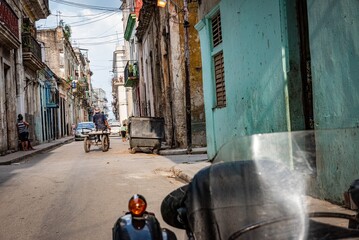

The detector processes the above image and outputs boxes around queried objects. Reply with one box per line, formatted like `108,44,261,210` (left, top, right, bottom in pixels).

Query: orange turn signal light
128,194,147,217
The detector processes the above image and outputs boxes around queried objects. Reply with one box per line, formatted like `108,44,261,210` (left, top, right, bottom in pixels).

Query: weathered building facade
74,47,92,122
93,88,109,116
112,45,132,124
0,0,50,154
196,0,359,203
123,0,206,148
37,26,81,137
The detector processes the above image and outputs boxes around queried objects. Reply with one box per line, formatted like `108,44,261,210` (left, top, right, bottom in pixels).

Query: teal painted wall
196,0,292,159
306,0,359,202
197,0,359,203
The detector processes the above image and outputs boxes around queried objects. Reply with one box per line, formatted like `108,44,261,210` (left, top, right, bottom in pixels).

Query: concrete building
112,45,132,125
122,0,206,148
74,47,92,122
0,0,50,154
196,0,359,203
37,26,82,137
93,88,109,117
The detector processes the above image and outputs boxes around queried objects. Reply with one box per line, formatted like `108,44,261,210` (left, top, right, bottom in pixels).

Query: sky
37,0,124,119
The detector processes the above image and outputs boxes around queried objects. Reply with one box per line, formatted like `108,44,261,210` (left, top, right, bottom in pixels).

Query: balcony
22,33,44,70
124,61,139,87
0,0,20,48
22,0,50,20
124,13,136,41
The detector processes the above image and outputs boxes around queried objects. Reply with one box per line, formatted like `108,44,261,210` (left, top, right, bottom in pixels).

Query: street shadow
160,154,208,165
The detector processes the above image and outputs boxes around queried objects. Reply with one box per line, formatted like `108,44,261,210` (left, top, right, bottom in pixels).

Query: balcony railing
0,0,19,39
22,33,43,70
124,61,139,87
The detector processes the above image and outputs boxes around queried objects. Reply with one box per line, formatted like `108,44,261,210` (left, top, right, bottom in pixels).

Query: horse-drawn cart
83,130,110,152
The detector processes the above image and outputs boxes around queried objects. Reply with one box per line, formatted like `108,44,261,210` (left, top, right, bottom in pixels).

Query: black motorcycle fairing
228,218,359,239
161,185,188,229
183,160,306,240
113,212,176,240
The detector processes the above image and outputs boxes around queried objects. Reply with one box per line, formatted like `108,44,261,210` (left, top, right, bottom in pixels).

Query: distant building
112,45,132,125
93,88,109,117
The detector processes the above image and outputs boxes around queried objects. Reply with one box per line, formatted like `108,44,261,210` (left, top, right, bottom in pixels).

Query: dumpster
128,117,165,154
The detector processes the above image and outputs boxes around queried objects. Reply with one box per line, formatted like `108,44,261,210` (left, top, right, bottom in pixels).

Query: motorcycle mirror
128,194,147,217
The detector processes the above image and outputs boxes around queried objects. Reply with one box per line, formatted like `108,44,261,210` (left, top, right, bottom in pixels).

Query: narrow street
0,137,186,240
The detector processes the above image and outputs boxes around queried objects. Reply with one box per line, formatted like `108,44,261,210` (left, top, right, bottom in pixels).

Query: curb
159,147,207,156
170,166,193,183
170,161,211,183
0,138,74,165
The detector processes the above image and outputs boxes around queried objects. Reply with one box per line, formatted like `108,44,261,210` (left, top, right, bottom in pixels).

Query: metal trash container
128,117,165,154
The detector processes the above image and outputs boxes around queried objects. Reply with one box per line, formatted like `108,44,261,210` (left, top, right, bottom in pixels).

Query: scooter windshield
184,129,359,240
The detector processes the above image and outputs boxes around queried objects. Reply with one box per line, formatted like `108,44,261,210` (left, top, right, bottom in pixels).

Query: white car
109,122,121,136
74,122,95,141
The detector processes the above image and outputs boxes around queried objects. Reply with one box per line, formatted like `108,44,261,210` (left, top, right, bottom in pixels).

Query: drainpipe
165,3,175,147
183,0,192,152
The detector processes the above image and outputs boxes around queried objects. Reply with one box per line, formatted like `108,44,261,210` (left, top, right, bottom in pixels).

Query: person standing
72,123,76,135
17,114,30,151
121,123,127,142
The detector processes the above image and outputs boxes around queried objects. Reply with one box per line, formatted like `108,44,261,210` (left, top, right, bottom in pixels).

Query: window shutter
214,51,226,107
211,11,226,108
212,12,222,47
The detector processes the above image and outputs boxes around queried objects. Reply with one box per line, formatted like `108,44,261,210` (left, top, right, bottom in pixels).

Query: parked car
74,122,95,141
109,122,121,136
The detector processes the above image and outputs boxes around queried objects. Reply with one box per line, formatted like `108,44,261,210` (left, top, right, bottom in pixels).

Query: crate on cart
128,117,164,154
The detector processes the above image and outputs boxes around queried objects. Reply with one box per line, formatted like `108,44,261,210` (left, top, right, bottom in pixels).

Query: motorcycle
113,130,359,239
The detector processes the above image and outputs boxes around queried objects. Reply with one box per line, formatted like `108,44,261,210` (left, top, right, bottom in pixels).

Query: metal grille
212,12,222,47
214,51,226,107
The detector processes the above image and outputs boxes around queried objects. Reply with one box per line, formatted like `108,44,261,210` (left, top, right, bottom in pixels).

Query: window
211,11,226,108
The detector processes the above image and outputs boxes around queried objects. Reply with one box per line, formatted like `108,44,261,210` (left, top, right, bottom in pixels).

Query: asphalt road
0,137,186,240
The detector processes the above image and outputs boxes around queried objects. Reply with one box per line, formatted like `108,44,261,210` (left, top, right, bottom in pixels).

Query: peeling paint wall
197,0,290,159
0,0,22,154
197,0,359,203
306,0,359,202
137,2,206,148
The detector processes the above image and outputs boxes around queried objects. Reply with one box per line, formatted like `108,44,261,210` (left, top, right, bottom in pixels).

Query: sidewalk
0,136,74,165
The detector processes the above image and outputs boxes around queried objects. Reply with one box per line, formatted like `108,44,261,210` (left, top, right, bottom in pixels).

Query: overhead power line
50,11,110,18
50,0,121,12
75,39,123,46
58,12,118,28
66,12,116,26
72,33,123,40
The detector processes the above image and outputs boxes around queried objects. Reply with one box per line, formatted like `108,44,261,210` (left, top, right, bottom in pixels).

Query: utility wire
72,33,123,40
50,0,121,11
73,37,123,45
64,11,115,26
49,11,110,18
76,40,122,46
69,12,118,27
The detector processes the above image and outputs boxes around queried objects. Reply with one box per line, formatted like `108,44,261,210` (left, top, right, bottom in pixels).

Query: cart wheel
84,137,91,153
130,148,136,154
102,135,109,152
